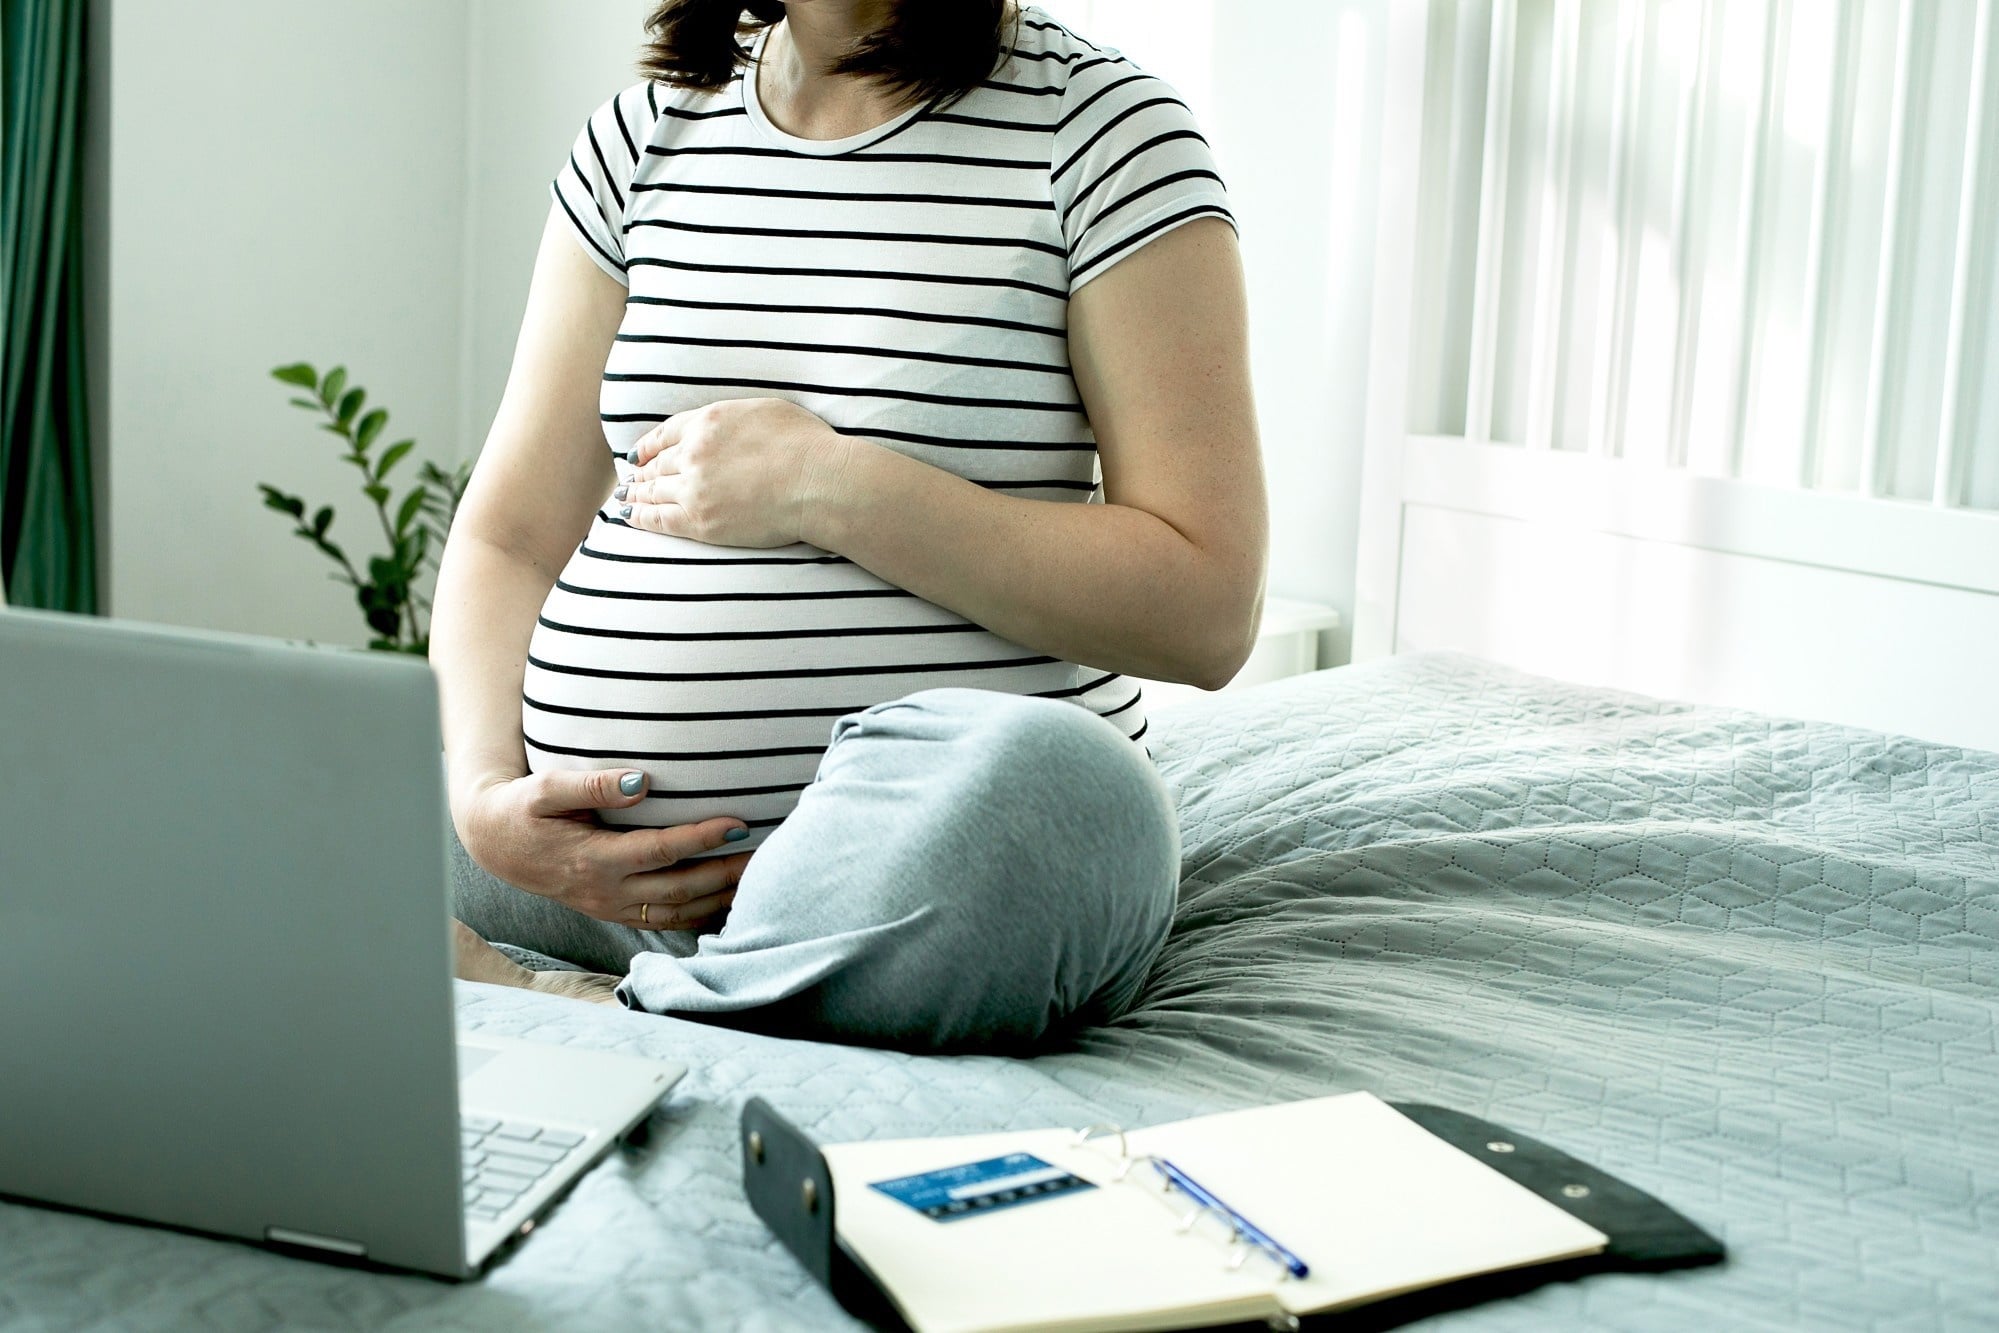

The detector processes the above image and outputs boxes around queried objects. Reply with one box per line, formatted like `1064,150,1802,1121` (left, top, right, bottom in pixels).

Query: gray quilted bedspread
6,653,1996,1331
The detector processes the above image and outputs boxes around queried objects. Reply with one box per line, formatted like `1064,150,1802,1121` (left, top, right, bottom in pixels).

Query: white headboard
1356,0,1999,752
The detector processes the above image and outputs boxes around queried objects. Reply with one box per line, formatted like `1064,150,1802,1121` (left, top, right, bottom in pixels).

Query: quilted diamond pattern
4,653,1994,1330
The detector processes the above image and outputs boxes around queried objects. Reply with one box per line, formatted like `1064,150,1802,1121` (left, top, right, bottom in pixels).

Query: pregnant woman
435,0,1266,1048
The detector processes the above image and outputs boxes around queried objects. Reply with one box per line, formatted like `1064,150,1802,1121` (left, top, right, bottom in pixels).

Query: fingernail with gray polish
724,828,750,842
619,504,634,520
614,484,628,501
619,772,646,796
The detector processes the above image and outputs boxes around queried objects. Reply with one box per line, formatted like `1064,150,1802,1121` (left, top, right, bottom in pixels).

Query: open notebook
817,1093,1610,1333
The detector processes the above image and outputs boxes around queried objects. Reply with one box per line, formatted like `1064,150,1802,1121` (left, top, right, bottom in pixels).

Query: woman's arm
430,207,752,930
815,217,1265,687
624,217,1268,689
431,207,624,811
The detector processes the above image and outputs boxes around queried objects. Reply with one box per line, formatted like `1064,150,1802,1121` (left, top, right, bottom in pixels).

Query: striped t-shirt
527,7,1234,851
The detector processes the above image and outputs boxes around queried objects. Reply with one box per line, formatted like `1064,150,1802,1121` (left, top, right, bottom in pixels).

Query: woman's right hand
456,768,752,933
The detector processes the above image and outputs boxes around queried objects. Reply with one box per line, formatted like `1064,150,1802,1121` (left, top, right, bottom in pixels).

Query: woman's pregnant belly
521,509,1079,852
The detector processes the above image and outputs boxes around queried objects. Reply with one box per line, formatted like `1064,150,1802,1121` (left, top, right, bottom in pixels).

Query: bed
12,0,1999,1324
4,652,1995,1329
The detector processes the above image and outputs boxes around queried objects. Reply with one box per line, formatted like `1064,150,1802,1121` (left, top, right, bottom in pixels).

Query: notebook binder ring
1070,1122,1127,1162
1071,1121,1308,1282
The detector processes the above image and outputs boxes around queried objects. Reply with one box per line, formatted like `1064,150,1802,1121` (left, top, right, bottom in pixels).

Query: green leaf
354,409,389,452
357,580,404,643
374,439,415,480
416,460,470,513
364,483,391,506
288,397,320,411
367,556,405,589
271,363,318,389
257,485,307,519
394,489,426,536
320,366,347,407
311,506,333,538
336,387,365,427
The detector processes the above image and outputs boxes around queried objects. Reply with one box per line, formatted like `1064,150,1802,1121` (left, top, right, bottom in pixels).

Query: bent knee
820,685,1179,937
919,694,1178,960
903,687,1152,780
832,687,1162,807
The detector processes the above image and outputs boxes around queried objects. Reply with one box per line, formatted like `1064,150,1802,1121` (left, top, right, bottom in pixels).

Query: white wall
96,0,648,646
1217,3,1385,668
458,1,654,454
103,0,471,645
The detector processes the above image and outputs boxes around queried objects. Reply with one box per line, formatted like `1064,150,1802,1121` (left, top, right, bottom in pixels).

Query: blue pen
1146,1156,1311,1279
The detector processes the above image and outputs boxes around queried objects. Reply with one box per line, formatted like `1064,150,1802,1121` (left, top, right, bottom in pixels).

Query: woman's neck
757,2,905,141
776,0,892,76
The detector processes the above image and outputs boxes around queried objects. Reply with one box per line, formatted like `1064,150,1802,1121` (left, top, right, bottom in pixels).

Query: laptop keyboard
460,1114,588,1224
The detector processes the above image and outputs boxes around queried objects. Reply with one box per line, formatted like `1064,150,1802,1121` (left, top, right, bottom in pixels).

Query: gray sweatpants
450,688,1178,1050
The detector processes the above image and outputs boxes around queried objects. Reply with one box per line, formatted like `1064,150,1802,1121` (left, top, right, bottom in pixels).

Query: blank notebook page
827,1127,1276,1333
1125,1093,1608,1315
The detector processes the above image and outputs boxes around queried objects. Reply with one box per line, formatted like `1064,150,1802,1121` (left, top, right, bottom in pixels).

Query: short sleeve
1049,65,1234,294
550,83,655,285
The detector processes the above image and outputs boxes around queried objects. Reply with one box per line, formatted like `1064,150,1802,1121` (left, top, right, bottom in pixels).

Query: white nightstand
1135,596,1343,712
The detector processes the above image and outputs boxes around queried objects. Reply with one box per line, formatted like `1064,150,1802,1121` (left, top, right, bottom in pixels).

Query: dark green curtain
1,0,94,612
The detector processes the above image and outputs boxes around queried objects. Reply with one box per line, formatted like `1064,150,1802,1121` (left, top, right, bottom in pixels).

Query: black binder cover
739,1097,1724,1332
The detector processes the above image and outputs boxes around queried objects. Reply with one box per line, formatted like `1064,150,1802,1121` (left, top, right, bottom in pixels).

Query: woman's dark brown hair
639,1,1014,109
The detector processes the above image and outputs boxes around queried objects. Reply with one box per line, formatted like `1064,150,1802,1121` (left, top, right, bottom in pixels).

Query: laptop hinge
265,1225,367,1257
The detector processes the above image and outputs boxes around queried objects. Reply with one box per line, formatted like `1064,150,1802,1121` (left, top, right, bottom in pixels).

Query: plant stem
321,399,417,649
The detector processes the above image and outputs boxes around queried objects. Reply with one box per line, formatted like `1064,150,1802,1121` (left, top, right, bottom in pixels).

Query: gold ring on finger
640,902,649,926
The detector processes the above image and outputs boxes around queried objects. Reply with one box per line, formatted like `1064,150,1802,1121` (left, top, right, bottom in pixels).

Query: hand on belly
614,397,841,549
459,765,754,932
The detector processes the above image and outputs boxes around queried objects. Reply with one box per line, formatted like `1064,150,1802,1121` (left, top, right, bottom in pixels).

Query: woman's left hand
617,398,845,548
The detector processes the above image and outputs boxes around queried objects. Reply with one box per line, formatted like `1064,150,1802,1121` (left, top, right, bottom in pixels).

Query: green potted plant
259,363,471,654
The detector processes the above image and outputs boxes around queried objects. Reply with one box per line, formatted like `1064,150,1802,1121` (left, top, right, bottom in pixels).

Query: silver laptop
0,607,684,1277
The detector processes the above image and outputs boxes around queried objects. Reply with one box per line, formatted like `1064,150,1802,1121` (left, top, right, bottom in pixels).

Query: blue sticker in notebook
870,1153,1095,1222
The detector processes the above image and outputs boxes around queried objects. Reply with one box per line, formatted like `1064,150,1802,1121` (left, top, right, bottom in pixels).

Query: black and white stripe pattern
531,7,1225,847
